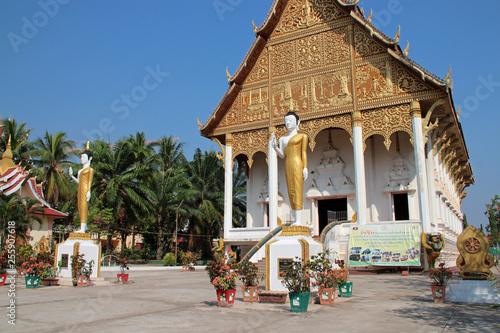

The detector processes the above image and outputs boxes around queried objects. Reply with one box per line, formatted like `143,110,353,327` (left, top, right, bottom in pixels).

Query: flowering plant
333,268,348,285
281,258,309,293
310,270,337,289
237,259,260,287
21,257,45,276
211,264,237,290
429,262,452,286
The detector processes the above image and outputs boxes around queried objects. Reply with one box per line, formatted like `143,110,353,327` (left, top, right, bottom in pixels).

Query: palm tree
0,118,33,168
0,193,44,246
152,135,186,172
30,131,76,207
184,149,225,258
91,138,154,251
232,166,247,228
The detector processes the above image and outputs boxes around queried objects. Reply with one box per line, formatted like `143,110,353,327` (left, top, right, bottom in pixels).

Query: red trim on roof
30,207,68,218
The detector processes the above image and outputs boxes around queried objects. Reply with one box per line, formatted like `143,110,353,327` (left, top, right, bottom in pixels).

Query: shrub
162,252,176,266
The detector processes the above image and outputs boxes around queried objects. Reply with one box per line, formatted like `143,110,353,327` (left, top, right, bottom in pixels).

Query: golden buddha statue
69,144,94,233
271,111,308,226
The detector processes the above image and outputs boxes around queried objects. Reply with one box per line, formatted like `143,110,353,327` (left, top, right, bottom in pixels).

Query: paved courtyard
1,268,499,333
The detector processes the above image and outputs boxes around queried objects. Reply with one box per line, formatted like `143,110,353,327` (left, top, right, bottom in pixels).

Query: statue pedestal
447,279,500,304
55,233,101,279
265,226,323,291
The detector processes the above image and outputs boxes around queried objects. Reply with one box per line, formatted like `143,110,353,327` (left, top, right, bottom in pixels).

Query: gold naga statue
422,233,445,268
456,225,494,280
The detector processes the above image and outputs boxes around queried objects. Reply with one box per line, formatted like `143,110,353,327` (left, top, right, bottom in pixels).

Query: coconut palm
91,138,154,251
184,149,225,257
30,131,76,207
0,193,44,246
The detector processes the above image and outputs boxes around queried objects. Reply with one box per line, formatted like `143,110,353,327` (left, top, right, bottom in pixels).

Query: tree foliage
485,195,500,248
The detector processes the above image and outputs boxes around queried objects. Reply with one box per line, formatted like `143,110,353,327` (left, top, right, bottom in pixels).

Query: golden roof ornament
403,40,409,57
394,25,401,43
0,135,17,174
197,117,203,130
360,6,365,17
456,106,460,120
367,8,373,23
252,19,258,33
445,65,452,85
86,141,90,150
226,67,231,82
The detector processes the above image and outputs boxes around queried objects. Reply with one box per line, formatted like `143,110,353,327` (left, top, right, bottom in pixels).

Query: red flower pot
241,286,259,302
216,289,236,307
117,273,129,283
318,287,335,305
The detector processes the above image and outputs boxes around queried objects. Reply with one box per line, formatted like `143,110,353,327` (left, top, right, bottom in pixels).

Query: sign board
61,254,69,269
277,258,294,278
348,223,421,266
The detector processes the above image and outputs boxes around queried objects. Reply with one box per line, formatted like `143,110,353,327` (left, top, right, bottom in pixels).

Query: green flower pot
289,292,310,312
25,276,41,289
339,282,353,297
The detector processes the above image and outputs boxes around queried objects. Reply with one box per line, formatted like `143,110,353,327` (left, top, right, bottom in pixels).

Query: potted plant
71,253,93,287
429,262,452,303
206,253,238,307
0,250,8,286
116,252,129,283
237,259,260,302
22,257,43,289
281,258,310,312
308,251,336,305
40,263,58,286
334,268,352,297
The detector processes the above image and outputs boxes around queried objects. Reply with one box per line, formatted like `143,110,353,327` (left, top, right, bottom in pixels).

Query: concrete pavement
1,268,499,333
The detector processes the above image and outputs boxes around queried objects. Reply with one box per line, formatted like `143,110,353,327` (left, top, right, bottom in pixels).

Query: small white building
200,0,473,267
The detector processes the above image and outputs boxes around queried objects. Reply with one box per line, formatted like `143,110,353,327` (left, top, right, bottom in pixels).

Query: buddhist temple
200,0,473,267
0,136,67,245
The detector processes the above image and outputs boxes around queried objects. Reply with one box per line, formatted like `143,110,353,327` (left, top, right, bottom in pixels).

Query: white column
268,129,279,231
411,101,431,233
223,136,233,240
426,134,438,232
352,119,367,224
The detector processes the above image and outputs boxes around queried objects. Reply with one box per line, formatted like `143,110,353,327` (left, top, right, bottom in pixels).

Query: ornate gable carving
232,128,269,169
354,25,386,58
272,78,310,117
272,42,295,77
246,48,269,84
396,63,434,95
356,59,395,102
362,104,413,150
323,26,350,65
300,113,352,151
242,87,270,124
218,96,241,128
273,0,347,37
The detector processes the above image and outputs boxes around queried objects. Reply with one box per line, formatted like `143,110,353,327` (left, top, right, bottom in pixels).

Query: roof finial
197,117,202,130
226,67,231,82
394,25,401,43
252,19,258,33
457,106,460,120
86,141,90,150
367,8,373,23
403,40,409,57
445,65,452,86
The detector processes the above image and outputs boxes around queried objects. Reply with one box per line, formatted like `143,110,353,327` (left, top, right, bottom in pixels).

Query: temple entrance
393,193,409,220
318,198,348,234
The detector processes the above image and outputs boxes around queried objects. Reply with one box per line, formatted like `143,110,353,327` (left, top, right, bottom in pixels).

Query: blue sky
1,0,499,229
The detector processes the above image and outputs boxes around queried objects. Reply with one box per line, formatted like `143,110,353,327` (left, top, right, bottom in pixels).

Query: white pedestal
447,279,500,304
265,226,323,291
54,233,101,278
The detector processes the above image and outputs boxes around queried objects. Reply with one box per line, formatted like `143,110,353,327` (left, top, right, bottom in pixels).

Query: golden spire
86,141,90,150
403,40,409,57
252,19,257,33
0,135,17,174
226,67,231,82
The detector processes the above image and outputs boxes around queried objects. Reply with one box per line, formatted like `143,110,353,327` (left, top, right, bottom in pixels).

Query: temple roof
200,0,449,137
0,138,67,218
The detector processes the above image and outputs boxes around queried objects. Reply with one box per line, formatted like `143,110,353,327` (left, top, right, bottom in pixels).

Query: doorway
318,198,348,234
393,193,409,221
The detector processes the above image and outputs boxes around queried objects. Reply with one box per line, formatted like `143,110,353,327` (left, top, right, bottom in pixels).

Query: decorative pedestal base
54,233,101,279
265,225,323,292
446,280,500,304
